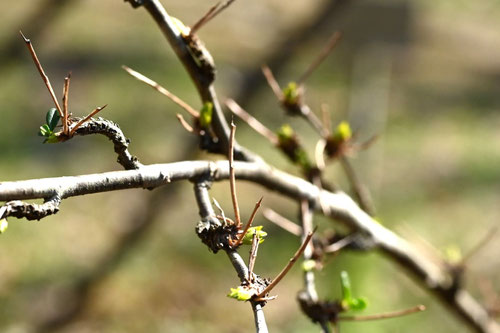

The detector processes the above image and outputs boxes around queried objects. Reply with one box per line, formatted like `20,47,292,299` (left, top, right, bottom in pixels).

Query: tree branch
193,181,269,332
125,0,256,161
1,160,496,332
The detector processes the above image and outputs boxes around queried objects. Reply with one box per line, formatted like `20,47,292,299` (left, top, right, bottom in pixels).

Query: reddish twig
247,233,260,282
190,0,236,35
62,72,71,135
297,31,342,86
339,305,426,321
233,197,263,248
229,122,241,227
69,105,107,137
122,65,199,118
261,65,283,100
20,31,64,119
225,99,279,145
262,208,302,236
176,114,194,133
255,230,314,299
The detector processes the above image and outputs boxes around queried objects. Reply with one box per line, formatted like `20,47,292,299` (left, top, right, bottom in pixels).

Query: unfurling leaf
39,124,51,137
46,108,60,131
340,270,352,301
0,219,8,234
340,270,368,311
346,296,368,311
227,286,253,301
199,102,213,128
241,226,267,245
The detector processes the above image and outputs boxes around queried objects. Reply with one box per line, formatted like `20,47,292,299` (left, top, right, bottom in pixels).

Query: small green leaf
340,271,368,311
0,219,8,234
333,121,352,143
348,297,368,311
282,81,299,105
199,102,213,128
241,226,267,245
340,270,352,301
227,286,253,301
39,124,51,137
46,108,60,131
44,133,60,144
301,259,316,272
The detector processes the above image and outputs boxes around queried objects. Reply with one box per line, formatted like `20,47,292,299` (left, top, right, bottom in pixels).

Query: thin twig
225,99,279,145
62,72,71,135
263,208,302,236
248,233,259,282
339,305,426,321
20,31,64,118
315,138,327,170
261,65,283,100
321,103,331,137
256,231,314,298
175,114,194,133
297,31,342,86
355,135,379,152
190,0,236,35
234,197,263,247
122,65,199,117
324,234,355,254
302,104,329,137
229,121,241,227
462,227,498,264
69,104,107,136
339,156,375,216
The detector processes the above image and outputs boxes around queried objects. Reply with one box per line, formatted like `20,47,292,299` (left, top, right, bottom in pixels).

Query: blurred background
0,0,499,332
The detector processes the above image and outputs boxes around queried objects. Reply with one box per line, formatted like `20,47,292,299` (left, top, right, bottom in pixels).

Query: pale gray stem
0,160,497,332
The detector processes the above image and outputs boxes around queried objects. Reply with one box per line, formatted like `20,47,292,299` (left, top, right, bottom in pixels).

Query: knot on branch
297,290,342,324
3,198,60,221
183,34,216,86
72,117,141,170
195,216,238,253
198,130,222,154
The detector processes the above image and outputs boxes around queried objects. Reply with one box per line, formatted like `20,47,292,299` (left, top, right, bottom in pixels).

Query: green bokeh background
1,0,499,332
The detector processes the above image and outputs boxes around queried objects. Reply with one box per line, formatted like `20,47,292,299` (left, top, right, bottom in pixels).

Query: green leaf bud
227,286,253,301
199,102,213,128
241,226,267,245
301,259,316,272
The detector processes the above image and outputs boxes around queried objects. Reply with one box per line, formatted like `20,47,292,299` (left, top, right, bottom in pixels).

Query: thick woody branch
0,160,496,332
